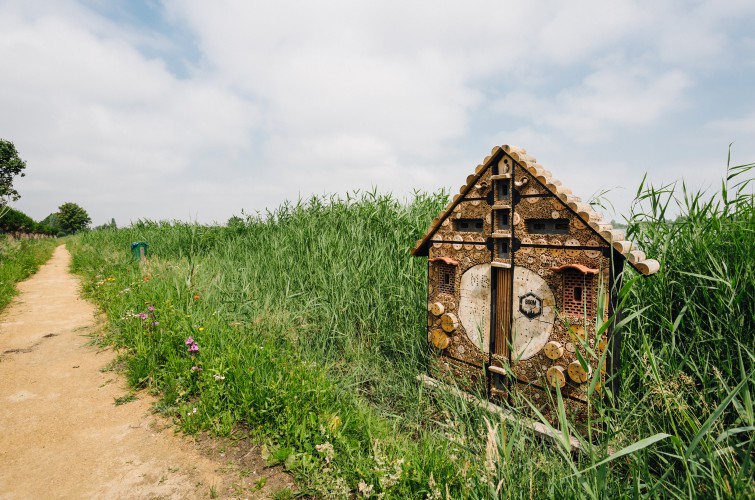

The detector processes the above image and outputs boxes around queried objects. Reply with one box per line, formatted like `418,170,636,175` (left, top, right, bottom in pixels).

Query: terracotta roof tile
429,256,460,266
410,144,660,276
549,264,600,275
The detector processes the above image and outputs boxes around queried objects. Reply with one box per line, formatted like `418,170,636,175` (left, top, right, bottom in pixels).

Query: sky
1,0,754,226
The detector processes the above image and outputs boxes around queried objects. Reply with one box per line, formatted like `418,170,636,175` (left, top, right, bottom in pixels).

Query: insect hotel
412,145,659,427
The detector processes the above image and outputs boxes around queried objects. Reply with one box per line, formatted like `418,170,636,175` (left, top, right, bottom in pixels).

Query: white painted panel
512,267,556,360
459,263,491,354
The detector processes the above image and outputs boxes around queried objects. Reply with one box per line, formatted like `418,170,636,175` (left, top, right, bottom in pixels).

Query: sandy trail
0,245,292,499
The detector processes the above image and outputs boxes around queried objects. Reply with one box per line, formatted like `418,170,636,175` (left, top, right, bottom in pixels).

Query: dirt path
0,245,293,499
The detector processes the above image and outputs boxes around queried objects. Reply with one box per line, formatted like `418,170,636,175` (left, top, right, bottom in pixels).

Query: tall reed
67,167,754,498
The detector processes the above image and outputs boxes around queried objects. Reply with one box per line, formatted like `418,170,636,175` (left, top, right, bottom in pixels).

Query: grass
114,393,138,406
0,236,58,311
67,164,754,499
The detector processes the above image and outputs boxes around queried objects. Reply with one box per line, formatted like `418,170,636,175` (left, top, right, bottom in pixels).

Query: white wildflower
426,473,441,500
315,441,335,464
358,481,374,497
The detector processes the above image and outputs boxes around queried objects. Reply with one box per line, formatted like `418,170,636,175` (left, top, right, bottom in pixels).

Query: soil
0,245,296,499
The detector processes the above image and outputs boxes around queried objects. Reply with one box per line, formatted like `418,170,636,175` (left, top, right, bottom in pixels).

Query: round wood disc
565,238,580,257
429,301,445,316
543,341,564,360
519,236,532,253
534,238,547,254
430,328,450,349
598,336,607,352
452,235,463,250
511,266,556,360
584,238,601,258
546,366,566,388
458,263,491,353
440,312,459,333
568,324,586,340
568,360,592,383
549,238,563,257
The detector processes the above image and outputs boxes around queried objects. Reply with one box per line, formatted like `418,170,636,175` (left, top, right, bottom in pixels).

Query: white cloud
707,110,755,165
2,0,753,224
1,1,258,222
495,63,691,142
166,1,488,156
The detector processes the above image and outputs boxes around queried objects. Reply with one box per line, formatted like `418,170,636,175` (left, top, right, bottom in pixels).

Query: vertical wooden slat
494,268,511,357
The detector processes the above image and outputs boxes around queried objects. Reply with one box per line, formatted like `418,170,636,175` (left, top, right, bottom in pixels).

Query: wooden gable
411,145,660,276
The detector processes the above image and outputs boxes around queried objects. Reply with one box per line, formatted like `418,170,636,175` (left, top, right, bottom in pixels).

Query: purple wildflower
147,305,155,311
188,342,200,354
137,312,148,320
185,336,194,346
191,365,202,372
152,321,159,326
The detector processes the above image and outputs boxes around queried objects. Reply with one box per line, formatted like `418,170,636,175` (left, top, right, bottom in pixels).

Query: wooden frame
412,145,660,431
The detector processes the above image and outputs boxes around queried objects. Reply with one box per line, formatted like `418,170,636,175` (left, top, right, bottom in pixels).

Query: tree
0,139,27,203
93,218,117,231
58,202,91,235
40,212,62,235
0,207,37,233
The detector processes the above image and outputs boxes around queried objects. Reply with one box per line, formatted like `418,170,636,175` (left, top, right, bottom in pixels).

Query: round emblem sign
512,267,556,360
519,292,542,319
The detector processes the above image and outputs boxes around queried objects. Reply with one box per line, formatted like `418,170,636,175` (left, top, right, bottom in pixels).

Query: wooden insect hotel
412,145,660,427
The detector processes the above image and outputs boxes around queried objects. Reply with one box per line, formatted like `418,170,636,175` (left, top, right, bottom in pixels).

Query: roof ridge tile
410,144,660,276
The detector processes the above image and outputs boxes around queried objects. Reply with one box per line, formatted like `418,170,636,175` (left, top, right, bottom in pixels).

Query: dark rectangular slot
498,239,510,259
497,209,510,230
496,180,510,201
454,218,484,232
526,218,570,234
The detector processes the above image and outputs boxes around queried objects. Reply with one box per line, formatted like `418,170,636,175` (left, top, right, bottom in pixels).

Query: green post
130,242,148,262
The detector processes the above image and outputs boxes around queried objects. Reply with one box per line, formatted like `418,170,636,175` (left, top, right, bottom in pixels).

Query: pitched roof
410,144,660,276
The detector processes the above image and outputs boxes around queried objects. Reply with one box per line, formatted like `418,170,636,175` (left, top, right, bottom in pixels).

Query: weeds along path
0,245,288,499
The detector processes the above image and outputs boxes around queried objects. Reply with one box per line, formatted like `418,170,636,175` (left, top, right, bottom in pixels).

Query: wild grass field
67,162,754,498
0,236,57,310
